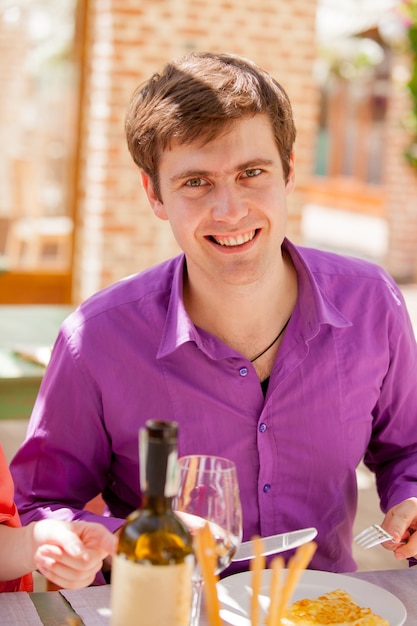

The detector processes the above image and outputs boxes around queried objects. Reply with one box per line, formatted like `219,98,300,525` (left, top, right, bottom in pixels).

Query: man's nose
211,184,249,222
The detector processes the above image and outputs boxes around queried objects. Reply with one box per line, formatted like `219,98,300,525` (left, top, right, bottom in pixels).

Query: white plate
217,569,407,625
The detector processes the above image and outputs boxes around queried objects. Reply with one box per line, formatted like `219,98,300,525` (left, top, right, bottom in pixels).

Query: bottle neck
143,493,173,514
140,422,179,502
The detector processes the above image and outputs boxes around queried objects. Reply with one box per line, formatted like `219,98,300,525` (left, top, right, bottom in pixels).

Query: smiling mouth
210,230,257,247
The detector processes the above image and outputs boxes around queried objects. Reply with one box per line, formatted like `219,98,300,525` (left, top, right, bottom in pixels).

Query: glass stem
190,578,204,626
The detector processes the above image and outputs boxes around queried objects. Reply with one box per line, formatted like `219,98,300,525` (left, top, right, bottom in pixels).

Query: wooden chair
5,159,73,271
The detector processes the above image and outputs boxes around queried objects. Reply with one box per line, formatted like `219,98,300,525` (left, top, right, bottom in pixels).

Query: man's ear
285,151,296,195
140,171,168,220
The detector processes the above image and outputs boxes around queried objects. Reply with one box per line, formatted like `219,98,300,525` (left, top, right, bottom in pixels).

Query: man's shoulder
290,243,404,313
293,243,391,283
66,255,183,331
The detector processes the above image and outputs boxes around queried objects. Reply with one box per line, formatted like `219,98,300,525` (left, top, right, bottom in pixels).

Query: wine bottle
111,420,194,626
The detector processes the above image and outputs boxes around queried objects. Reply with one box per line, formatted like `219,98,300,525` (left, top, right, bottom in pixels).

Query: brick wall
2,1,417,302
72,0,320,302
384,53,417,283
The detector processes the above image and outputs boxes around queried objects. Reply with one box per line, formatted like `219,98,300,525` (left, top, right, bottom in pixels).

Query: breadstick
277,541,317,621
265,555,284,626
249,536,266,626
194,522,222,626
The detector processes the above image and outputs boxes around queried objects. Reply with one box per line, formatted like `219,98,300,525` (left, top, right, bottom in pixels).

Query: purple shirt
10,239,417,576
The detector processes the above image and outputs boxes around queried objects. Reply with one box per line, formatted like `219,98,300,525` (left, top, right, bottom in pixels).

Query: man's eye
242,168,261,178
186,178,206,187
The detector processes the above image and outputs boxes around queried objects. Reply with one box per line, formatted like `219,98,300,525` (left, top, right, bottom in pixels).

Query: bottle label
111,554,194,626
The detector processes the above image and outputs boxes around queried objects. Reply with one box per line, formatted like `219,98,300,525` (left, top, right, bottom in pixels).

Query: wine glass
174,454,243,626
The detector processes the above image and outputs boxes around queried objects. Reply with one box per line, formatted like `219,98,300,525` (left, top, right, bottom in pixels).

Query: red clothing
0,444,33,592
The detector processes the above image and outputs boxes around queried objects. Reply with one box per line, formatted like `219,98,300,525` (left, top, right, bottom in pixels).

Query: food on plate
281,588,389,625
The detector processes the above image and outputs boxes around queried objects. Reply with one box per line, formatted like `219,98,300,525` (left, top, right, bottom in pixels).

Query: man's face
141,114,295,289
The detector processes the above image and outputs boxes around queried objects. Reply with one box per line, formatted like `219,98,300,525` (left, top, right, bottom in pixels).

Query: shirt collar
157,255,199,359
157,242,352,358
283,238,352,341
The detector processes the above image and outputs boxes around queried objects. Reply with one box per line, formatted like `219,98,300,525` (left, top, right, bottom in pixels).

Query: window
0,0,82,302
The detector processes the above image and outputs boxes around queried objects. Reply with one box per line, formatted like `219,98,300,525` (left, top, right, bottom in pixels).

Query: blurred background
0,0,417,305
1,0,417,577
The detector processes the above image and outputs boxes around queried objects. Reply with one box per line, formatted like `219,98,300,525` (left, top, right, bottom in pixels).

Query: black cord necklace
250,316,291,363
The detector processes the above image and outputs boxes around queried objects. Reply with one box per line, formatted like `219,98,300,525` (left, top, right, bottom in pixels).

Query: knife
232,527,318,562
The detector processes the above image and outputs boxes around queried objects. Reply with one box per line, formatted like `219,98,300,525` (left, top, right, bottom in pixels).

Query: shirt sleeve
0,444,21,528
364,286,417,512
9,331,125,536
0,445,33,592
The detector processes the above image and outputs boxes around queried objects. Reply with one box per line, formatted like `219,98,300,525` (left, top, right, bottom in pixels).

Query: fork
354,524,406,549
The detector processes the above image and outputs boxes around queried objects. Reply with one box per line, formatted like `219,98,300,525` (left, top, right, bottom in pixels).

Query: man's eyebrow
169,169,212,185
169,159,275,185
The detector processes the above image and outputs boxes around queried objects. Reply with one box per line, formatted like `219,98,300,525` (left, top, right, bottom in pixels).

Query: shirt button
239,367,248,377
263,484,271,493
259,423,267,433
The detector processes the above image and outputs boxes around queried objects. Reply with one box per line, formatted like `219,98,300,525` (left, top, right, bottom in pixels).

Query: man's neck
183,251,298,363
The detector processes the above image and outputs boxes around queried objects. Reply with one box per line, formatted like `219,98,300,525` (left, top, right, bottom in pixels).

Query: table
0,568,415,625
0,305,73,420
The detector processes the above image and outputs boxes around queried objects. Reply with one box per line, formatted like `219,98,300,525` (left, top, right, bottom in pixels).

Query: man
10,52,417,580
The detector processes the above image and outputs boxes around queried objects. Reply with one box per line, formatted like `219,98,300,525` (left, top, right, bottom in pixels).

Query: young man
10,52,417,580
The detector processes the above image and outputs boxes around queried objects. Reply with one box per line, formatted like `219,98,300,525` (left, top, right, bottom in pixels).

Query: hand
381,497,417,561
32,519,117,589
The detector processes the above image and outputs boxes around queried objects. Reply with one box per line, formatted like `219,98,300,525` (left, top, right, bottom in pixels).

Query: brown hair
125,52,296,200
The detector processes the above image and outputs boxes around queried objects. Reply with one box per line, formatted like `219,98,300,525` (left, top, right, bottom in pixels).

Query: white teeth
214,231,256,246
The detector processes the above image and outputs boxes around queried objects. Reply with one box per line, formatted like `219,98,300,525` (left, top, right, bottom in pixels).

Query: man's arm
364,285,417,511
10,330,125,532
364,284,417,566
